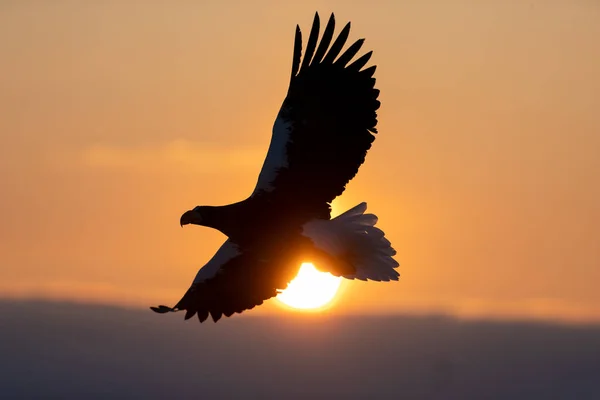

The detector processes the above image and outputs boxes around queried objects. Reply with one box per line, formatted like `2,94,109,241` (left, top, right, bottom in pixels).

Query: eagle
151,12,399,323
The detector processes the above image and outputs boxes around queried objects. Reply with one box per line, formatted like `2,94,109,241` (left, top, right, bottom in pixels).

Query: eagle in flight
151,12,399,323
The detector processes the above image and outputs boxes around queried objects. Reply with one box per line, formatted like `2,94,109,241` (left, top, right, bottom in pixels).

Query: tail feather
336,202,368,220
302,202,400,282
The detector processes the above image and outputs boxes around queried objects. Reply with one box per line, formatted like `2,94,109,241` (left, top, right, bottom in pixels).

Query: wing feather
334,38,365,67
322,22,351,64
347,50,373,71
300,13,320,72
311,13,336,65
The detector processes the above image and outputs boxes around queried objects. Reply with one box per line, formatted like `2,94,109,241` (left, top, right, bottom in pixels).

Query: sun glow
276,263,342,310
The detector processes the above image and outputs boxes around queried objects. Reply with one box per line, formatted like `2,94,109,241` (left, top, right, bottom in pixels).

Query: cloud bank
2,300,599,399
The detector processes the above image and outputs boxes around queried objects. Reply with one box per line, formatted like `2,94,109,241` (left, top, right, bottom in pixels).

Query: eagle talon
150,305,174,313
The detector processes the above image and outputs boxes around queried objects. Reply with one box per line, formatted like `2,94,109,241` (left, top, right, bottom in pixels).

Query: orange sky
1,1,599,323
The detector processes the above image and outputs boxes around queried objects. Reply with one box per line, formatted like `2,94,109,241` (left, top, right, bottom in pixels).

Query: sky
0,0,599,323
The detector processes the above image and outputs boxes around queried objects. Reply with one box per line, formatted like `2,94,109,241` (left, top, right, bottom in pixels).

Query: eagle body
152,12,400,323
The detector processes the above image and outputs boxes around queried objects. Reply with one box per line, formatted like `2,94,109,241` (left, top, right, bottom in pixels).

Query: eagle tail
302,202,400,281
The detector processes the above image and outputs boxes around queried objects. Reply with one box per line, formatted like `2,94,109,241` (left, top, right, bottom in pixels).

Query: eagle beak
180,210,202,227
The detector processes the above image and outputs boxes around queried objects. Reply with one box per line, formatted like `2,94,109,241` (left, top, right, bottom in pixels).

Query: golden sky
1,1,599,323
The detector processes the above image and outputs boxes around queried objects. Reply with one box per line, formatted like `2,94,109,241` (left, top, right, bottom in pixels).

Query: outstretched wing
151,240,299,323
253,12,381,218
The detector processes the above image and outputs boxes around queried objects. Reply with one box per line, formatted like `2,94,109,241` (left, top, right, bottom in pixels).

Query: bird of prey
151,12,399,323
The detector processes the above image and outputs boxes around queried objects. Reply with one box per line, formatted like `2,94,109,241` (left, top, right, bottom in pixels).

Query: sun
276,263,342,310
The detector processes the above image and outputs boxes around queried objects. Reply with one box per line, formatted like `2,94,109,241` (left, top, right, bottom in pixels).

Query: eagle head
180,206,205,227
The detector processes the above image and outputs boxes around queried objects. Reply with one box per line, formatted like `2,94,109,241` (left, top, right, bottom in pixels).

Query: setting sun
276,263,342,310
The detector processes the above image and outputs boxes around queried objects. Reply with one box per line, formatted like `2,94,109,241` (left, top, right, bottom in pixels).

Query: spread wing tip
293,12,376,75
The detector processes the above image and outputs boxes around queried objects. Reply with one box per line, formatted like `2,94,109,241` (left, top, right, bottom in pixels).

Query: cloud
80,140,266,173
